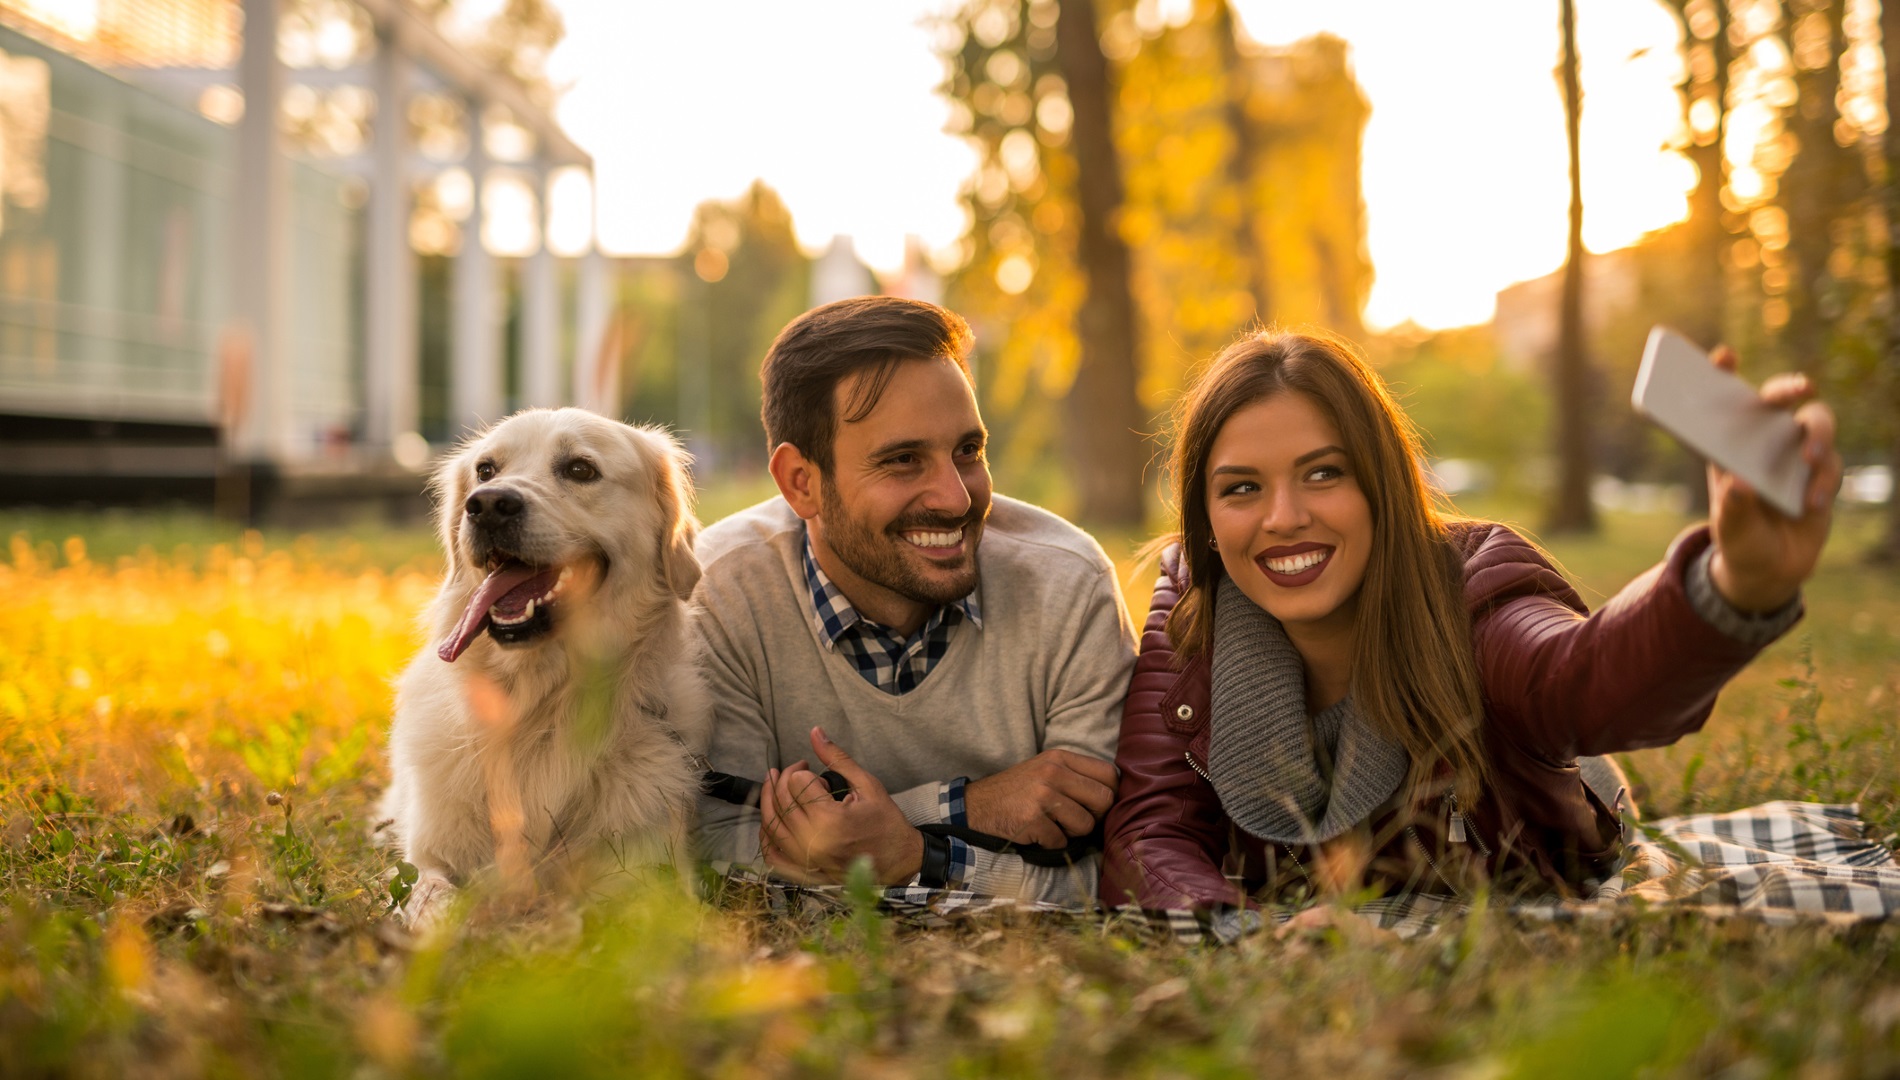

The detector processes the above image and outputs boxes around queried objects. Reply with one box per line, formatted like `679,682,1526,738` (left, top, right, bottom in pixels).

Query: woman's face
1205,392,1373,638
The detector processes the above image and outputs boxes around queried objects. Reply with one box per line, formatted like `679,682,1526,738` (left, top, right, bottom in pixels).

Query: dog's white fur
379,408,710,927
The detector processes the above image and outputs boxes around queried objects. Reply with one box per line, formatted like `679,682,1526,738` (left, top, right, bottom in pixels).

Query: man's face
812,356,992,614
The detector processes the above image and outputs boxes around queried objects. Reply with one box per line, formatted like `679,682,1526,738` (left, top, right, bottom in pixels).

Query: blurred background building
0,0,609,519
0,0,1889,538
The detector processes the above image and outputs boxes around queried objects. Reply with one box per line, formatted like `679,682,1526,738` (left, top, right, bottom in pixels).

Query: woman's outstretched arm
1470,349,1840,762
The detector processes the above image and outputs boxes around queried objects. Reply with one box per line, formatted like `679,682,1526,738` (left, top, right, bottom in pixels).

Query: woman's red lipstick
1255,542,1334,587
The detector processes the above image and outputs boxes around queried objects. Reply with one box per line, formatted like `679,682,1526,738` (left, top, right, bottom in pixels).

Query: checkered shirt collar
802,527,981,649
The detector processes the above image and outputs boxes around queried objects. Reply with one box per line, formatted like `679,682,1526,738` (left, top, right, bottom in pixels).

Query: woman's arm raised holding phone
1705,345,1844,614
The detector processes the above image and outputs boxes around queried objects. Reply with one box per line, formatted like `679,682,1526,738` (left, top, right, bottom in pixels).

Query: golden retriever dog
379,408,710,929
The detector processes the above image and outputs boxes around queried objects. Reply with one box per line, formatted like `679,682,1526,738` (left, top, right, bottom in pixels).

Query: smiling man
691,297,1137,903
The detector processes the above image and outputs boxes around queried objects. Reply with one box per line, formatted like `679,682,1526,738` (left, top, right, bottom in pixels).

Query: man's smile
900,526,965,554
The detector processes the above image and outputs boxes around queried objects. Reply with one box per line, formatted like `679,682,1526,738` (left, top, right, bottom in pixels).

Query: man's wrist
883,827,926,886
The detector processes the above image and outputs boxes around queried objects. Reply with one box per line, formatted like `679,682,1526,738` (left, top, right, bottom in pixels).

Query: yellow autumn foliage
0,531,435,809
939,0,1372,489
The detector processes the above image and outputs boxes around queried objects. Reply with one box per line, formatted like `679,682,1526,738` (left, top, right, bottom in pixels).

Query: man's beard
819,483,986,610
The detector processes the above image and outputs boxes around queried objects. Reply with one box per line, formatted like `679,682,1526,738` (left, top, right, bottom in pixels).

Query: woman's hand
1705,345,1842,613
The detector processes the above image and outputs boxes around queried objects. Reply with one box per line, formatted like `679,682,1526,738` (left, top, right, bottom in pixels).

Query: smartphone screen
1630,327,1809,518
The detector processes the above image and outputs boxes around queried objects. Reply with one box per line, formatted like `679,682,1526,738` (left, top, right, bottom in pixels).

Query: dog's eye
563,458,600,483
475,460,497,482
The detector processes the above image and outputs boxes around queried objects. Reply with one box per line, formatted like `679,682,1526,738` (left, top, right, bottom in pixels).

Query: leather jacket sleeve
1100,549,1247,910
1463,523,1788,761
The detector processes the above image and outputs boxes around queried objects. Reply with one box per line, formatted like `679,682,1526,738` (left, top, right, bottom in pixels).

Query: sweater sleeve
1470,524,1798,762
959,849,1101,907
922,554,1132,905
1038,558,1139,763
689,579,773,868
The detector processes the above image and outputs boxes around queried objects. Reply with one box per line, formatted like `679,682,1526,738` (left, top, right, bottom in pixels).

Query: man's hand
963,749,1118,849
758,727,923,886
1705,345,1842,613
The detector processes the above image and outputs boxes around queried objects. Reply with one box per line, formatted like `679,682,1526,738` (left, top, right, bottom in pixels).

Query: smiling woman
1205,398,1373,692
1161,332,1490,816
1103,328,1843,910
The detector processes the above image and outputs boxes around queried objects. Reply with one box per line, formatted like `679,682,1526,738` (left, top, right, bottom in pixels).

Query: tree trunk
1055,0,1147,527
1877,0,1900,562
1213,0,1269,322
1549,0,1597,533
1778,0,1848,379
1663,0,1731,516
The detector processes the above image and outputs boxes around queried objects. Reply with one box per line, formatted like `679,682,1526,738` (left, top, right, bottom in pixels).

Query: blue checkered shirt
802,530,982,695
803,528,980,885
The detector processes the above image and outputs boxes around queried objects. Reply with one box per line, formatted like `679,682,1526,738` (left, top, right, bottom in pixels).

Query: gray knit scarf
1208,574,1410,844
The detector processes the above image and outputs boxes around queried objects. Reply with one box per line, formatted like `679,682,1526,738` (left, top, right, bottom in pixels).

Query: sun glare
544,0,1723,328
550,0,976,275
1237,0,1696,329
545,166,595,258
481,171,540,258
13,0,97,39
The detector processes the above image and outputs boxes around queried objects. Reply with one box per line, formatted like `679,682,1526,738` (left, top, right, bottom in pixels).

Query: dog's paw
401,873,459,935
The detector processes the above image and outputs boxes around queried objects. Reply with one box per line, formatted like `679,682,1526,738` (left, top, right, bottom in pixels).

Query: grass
0,494,1897,1078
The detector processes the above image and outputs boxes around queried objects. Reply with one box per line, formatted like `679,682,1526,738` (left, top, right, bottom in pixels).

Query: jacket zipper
1447,792,1493,857
1183,749,1212,782
1403,824,1454,896
1187,750,1312,887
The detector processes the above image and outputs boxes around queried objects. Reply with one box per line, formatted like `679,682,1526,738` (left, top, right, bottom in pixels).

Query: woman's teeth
904,528,963,548
1264,549,1329,575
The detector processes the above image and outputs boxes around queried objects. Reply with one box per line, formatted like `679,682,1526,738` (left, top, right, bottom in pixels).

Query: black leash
701,769,1102,868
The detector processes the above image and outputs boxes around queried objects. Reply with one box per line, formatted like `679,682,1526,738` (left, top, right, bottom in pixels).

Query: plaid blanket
721,801,1900,945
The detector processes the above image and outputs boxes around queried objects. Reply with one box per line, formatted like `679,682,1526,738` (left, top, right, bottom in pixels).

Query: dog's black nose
465,487,525,530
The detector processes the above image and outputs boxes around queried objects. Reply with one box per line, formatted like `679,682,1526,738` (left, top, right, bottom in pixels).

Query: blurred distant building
809,234,873,308
880,235,942,308
0,0,612,518
1493,248,1641,374
1491,227,1741,485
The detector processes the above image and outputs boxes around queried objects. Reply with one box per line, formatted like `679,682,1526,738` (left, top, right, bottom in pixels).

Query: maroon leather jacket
1101,521,1786,909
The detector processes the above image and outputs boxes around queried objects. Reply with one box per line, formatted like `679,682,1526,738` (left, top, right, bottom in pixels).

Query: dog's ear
429,434,476,575
639,426,702,601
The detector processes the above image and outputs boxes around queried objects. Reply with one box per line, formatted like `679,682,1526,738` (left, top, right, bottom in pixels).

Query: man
691,296,1137,904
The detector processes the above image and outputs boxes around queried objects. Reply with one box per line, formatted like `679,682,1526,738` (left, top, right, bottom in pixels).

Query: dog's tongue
437,563,553,662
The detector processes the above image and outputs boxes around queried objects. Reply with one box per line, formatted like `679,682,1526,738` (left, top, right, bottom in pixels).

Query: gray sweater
691,495,1137,904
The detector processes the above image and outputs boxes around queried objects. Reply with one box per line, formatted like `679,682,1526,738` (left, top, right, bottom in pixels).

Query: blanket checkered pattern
721,802,1900,945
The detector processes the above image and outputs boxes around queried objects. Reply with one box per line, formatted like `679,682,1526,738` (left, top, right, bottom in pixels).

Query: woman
1101,330,1840,909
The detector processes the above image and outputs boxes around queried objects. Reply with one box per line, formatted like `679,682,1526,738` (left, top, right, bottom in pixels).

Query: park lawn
0,500,1897,1078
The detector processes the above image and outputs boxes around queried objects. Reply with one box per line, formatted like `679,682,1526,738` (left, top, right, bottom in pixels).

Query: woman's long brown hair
1164,329,1489,804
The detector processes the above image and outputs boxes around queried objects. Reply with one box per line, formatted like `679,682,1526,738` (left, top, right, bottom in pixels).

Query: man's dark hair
759,296,975,473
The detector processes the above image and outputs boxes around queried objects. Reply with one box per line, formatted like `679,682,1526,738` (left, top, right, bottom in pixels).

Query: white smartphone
1631,326,1810,519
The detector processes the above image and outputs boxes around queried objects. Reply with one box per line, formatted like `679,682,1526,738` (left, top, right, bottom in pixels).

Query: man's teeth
1265,549,1329,575
903,527,964,548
